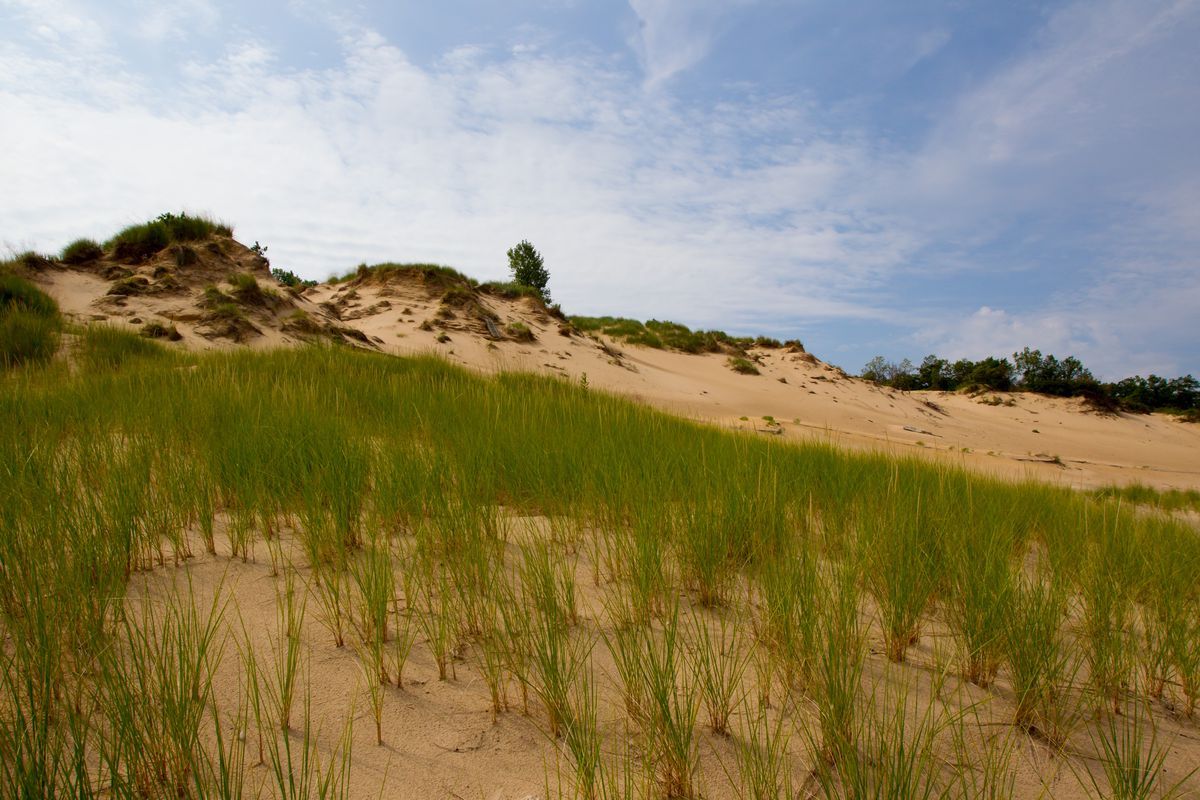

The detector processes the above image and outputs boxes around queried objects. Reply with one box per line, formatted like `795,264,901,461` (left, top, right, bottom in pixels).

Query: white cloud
626,0,751,88
0,20,896,331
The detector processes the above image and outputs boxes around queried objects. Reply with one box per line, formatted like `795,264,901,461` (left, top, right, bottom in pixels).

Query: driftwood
483,316,503,340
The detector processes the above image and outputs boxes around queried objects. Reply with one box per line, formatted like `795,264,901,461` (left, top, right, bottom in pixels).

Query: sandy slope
26,246,1200,493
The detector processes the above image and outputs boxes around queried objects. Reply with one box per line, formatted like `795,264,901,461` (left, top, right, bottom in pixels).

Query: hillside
16,226,1200,493
5,224,1200,800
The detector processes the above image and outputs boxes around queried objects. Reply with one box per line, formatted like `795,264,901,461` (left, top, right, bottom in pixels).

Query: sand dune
27,237,1199,494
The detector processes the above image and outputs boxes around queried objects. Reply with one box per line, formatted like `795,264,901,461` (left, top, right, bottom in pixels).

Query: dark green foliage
271,268,317,289
506,240,550,301
60,238,103,265
863,348,1197,413
1011,348,1097,396
1109,374,1199,413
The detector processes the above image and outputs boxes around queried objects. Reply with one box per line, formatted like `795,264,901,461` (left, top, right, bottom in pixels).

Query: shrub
506,240,550,301
271,268,317,289
728,357,759,375
60,238,103,264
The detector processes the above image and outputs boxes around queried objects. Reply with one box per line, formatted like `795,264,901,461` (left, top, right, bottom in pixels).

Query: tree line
861,348,1198,415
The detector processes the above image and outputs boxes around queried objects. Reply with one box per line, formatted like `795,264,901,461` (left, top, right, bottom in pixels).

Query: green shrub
60,238,104,264
271,268,317,289
506,240,550,301
728,357,760,375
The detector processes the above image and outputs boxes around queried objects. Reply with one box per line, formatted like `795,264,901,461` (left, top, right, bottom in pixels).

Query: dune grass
0,272,62,368
1,342,1199,798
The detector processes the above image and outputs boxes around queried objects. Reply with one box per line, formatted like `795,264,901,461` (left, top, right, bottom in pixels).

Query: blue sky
2,0,1197,378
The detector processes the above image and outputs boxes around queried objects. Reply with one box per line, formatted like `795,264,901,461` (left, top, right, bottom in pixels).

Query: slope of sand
25,245,1200,493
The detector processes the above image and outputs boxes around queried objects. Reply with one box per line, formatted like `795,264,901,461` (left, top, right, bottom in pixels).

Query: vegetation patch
505,321,535,342
140,320,182,341
571,315,782,356
0,272,61,368
76,324,168,369
60,238,104,265
728,356,760,375
106,212,232,262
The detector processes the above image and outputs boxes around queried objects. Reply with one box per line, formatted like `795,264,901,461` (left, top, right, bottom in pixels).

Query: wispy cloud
626,0,751,88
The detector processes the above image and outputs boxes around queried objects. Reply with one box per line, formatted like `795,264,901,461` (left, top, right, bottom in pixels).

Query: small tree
506,240,550,302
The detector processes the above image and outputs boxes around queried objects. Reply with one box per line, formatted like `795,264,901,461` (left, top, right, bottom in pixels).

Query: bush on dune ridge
106,212,232,262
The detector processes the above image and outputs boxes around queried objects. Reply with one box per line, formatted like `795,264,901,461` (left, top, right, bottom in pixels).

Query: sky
1,0,1197,379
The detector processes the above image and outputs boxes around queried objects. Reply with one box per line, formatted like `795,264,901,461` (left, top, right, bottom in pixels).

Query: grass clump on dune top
570,315,784,355
106,212,232,262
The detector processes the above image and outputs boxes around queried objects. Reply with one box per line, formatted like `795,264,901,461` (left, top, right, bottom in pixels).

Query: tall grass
2,339,1199,798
